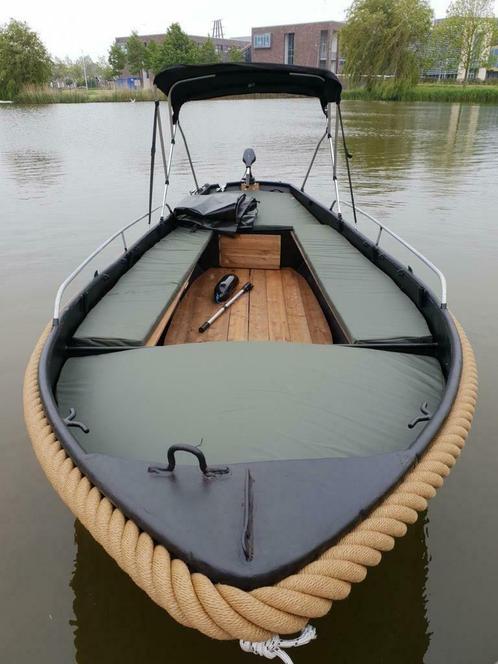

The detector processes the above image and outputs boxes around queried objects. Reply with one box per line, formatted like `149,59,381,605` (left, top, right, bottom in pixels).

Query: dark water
1,99,497,663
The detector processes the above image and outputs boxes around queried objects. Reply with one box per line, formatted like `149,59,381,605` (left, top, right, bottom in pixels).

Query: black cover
173,192,257,234
154,63,342,122
84,451,415,589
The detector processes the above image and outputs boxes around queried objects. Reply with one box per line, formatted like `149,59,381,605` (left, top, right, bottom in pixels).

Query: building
487,45,498,80
251,20,344,73
423,18,498,82
114,32,251,88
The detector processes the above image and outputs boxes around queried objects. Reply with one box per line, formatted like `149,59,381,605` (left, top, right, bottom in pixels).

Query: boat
24,63,477,661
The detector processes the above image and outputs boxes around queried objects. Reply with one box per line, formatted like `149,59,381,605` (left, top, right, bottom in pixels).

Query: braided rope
23,319,477,642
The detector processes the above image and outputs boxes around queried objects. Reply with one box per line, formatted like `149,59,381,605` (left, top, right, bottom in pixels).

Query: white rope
240,625,317,663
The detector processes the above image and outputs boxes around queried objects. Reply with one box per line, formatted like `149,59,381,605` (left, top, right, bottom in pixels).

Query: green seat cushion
73,228,211,347
295,224,431,342
57,343,444,464
252,189,430,342
252,190,317,229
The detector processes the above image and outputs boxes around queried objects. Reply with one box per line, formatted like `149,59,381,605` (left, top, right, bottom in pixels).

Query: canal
1,98,497,663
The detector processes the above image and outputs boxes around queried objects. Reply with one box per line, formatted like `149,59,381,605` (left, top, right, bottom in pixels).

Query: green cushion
73,228,211,347
57,343,443,464
253,190,430,342
295,224,431,342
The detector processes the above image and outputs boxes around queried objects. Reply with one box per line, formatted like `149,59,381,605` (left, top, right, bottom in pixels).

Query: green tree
197,37,220,64
144,40,162,74
341,0,433,90
0,19,52,99
108,42,126,78
95,56,114,82
424,20,462,75
159,23,198,68
228,46,245,63
126,31,146,76
443,0,495,81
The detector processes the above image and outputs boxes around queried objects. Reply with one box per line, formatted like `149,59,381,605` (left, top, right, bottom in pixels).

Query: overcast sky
1,0,496,60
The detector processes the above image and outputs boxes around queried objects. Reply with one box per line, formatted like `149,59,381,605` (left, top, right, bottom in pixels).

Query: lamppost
81,51,88,89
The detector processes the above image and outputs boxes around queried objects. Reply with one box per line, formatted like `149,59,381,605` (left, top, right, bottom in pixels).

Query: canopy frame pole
160,123,177,221
156,103,168,180
178,121,199,192
158,94,179,221
337,103,358,225
327,103,342,219
300,128,327,192
333,103,340,182
148,100,159,225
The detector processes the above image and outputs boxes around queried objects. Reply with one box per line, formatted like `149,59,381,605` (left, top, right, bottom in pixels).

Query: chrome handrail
53,205,162,324
339,200,447,308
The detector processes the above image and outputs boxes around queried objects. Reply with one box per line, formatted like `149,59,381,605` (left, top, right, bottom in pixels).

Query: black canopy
154,63,342,122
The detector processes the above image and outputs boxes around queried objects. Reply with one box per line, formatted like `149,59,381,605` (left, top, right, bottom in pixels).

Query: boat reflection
70,514,429,663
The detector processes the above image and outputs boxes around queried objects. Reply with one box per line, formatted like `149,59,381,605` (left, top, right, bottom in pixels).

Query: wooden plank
219,234,281,270
164,269,226,345
298,276,333,344
146,276,191,347
266,270,290,342
248,269,269,341
187,268,231,343
165,266,332,347
281,269,312,344
227,269,250,341
163,279,199,346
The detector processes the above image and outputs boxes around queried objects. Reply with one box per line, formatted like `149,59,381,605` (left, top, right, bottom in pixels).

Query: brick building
251,20,344,73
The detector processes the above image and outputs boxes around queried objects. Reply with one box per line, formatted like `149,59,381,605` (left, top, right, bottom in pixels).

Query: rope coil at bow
240,624,317,663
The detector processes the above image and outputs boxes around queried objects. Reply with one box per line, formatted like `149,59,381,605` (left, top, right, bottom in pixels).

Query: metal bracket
408,401,433,429
148,444,230,478
63,408,89,433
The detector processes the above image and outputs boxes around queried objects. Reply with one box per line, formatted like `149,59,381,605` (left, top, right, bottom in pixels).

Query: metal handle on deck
148,444,230,477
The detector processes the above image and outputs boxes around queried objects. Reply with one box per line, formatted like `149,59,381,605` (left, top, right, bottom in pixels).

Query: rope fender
23,318,477,642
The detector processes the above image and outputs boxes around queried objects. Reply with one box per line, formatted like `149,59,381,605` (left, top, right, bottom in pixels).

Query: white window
253,32,271,49
330,32,338,57
319,30,328,61
284,33,295,65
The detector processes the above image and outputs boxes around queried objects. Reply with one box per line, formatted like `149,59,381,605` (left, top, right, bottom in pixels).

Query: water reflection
2,149,63,197
71,516,429,663
341,102,482,186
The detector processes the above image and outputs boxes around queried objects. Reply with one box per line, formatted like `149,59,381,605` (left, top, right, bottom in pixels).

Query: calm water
1,99,497,663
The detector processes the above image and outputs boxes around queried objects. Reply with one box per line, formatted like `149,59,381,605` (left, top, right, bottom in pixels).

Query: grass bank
343,83,498,103
15,86,160,104
13,82,498,105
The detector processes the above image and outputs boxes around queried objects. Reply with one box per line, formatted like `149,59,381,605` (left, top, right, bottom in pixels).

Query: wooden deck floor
164,268,332,345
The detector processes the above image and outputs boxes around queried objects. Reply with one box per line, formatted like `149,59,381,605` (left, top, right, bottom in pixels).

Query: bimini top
153,62,342,122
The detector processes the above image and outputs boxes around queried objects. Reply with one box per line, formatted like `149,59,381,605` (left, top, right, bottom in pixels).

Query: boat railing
52,205,162,325
338,200,447,309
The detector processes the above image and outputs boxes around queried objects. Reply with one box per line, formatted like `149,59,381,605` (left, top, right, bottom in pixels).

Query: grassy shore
343,83,498,103
12,82,498,105
14,86,160,104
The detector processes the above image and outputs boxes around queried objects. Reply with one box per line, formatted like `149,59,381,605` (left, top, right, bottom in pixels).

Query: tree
159,23,198,68
108,42,126,78
197,37,220,64
126,31,146,76
0,19,52,99
443,0,495,81
144,40,162,74
228,46,245,63
95,56,114,82
341,0,433,90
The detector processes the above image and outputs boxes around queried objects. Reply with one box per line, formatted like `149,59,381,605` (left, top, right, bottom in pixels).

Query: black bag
173,192,258,234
